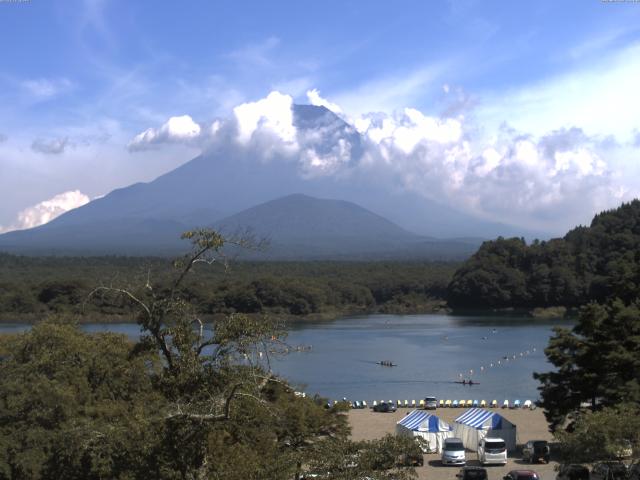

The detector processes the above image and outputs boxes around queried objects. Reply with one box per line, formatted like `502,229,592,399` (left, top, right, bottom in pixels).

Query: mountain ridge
0,104,545,257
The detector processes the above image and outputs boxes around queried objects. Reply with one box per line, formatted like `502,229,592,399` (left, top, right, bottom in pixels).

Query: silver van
442,437,466,465
478,437,507,465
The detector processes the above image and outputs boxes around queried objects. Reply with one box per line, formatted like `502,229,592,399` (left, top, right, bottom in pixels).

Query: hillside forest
448,200,640,309
0,256,455,323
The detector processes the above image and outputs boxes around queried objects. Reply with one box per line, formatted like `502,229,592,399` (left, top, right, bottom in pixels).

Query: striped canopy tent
453,408,517,452
395,410,454,453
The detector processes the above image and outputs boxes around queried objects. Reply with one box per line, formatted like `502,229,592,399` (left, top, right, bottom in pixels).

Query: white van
442,437,466,465
477,437,507,465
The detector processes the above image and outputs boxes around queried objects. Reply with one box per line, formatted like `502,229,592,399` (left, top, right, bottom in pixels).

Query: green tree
0,321,164,480
0,229,419,479
534,299,640,431
554,404,640,463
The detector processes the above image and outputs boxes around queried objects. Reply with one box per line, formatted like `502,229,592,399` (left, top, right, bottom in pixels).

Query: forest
0,254,456,323
0,230,422,479
447,200,640,310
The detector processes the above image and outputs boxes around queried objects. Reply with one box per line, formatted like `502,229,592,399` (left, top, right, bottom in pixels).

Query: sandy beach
348,407,559,480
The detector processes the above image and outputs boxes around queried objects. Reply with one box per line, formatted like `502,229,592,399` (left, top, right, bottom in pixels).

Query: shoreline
0,302,574,325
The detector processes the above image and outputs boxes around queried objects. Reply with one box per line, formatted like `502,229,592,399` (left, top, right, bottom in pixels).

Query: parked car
442,437,466,466
556,464,590,480
522,440,550,463
478,437,507,465
424,396,438,410
372,401,397,413
591,462,628,480
503,470,540,480
457,466,488,480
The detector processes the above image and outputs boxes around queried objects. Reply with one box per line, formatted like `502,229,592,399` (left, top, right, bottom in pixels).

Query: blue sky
1,0,640,233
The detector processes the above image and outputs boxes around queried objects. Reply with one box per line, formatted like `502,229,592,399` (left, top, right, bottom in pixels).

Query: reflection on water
1,313,571,402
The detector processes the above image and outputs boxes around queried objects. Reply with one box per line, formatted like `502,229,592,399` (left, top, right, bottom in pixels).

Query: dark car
556,464,590,480
504,470,540,480
373,401,397,413
591,462,628,480
522,440,550,463
457,466,488,480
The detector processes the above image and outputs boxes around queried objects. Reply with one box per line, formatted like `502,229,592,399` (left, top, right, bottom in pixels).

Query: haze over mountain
0,104,542,258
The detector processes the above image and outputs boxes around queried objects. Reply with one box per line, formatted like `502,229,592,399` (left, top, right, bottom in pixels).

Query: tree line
448,200,640,309
0,255,456,322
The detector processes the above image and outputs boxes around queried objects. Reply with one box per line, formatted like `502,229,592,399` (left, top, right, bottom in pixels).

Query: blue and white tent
396,410,454,453
453,408,517,451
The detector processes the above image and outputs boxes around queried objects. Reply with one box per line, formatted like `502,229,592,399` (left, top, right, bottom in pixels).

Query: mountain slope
212,194,481,260
0,104,543,256
215,193,419,241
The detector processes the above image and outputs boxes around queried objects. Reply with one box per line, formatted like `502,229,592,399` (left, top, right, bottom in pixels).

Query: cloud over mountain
128,115,202,151
125,89,627,232
0,190,90,233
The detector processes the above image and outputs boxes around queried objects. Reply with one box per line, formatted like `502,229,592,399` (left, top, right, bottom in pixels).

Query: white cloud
0,190,90,233
31,137,70,155
477,42,640,141
21,78,73,99
306,89,342,114
233,91,297,145
128,115,202,151
364,107,463,154
112,83,636,233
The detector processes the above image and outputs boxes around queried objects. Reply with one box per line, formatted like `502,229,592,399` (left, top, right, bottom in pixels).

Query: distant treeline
0,255,457,322
448,200,640,309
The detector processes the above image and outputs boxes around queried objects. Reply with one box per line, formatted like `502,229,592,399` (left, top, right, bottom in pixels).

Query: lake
0,313,571,403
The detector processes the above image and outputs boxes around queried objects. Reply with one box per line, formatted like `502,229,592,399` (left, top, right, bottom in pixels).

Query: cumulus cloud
0,190,90,233
31,137,70,155
123,89,629,231
306,89,342,114
349,110,619,230
128,115,202,151
233,91,296,145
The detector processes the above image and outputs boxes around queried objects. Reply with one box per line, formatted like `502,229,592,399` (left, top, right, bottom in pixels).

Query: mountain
213,193,480,259
0,104,542,257
0,192,481,258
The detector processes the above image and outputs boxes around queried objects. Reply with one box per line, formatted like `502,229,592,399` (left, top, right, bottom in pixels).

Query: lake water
0,313,571,403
